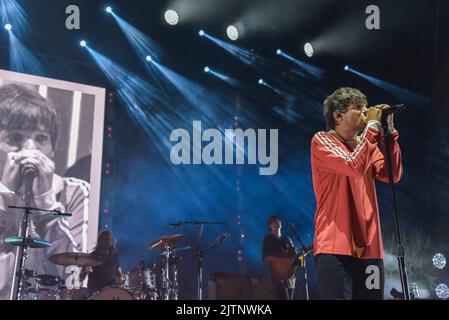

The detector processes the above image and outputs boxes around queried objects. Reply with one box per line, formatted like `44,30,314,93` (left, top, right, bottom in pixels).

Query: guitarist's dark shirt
262,234,295,278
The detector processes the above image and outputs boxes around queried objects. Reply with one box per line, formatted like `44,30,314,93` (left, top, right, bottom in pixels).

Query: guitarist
262,215,297,300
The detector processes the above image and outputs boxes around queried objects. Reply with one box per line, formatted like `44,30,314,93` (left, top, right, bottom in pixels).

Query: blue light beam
8,31,44,76
204,67,239,87
107,11,168,94
0,0,30,36
345,66,430,105
258,78,295,102
107,11,162,63
83,46,186,161
199,30,272,70
277,49,325,79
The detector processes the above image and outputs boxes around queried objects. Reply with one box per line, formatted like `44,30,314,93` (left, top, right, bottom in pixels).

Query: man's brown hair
323,87,367,130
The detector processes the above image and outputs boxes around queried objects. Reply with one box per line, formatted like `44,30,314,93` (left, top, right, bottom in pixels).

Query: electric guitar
270,247,313,280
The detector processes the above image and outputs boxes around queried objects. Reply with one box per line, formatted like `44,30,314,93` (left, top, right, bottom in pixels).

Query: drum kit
7,233,190,300
7,201,228,301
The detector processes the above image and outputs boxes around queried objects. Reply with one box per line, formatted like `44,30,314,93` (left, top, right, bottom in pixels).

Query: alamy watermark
366,5,381,30
365,265,381,290
170,121,279,176
65,5,80,30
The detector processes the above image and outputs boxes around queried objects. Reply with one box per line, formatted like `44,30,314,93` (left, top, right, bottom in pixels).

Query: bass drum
89,286,134,300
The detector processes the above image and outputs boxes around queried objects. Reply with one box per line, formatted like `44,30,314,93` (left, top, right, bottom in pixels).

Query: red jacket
311,123,403,259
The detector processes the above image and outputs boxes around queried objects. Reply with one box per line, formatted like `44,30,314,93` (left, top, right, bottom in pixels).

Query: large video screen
0,69,105,299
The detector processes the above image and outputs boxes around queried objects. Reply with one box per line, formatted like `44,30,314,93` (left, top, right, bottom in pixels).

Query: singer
0,84,90,299
311,87,403,300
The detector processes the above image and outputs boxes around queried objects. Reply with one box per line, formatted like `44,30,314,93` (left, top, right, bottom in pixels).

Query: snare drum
89,286,134,300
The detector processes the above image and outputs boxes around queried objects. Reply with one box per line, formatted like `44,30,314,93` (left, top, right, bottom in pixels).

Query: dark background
0,0,448,299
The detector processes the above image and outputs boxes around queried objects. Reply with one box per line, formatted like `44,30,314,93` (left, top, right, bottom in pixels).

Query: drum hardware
123,265,157,300
17,272,63,300
168,221,227,300
4,236,53,300
7,202,72,301
148,234,188,300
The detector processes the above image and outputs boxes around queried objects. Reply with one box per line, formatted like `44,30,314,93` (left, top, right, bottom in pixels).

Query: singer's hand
364,106,383,123
377,105,396,134
0,151,24,193
17,149,55,195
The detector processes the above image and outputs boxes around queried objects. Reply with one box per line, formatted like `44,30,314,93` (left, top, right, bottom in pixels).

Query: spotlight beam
82,46,185,164
258,78,294,102
107,10,162,62
204,66,238,86
199,30,271,70
277,49,324,78
0,0,30,35
7,30,44,75
345,66,430,105
106,10,168,94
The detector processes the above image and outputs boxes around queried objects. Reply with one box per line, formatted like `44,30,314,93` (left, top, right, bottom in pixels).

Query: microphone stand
382,118,411,300
10,174,35,300
196,235,228,301
169,221,224,300
289,224,310,301
170,221,223,227
9,176,72,300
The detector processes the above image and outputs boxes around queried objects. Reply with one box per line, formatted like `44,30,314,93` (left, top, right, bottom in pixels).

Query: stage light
204,66,210,73
304,43,314,58
276,49,282,55
4,24,12,31
146,55,152,62
105,6,113,14
433,253,447,269
199,30,205,37
80,40,87,47
436,284,449,299
258,79,264,85
164,10,179,26
226,25,239,41
344,65,350,71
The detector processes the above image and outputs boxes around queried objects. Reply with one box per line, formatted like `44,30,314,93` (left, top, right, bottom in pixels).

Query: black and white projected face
0,69,105,299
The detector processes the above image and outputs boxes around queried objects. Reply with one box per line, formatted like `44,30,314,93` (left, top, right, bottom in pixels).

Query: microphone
21,164,39,179
217,232,230,243
383,104,406,115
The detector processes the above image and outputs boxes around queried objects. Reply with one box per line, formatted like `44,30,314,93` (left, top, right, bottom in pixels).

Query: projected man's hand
18,149,55,196
1,151,23,193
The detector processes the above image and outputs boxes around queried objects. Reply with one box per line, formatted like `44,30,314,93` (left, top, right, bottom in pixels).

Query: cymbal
148,234,184,250
49,252,104,267
5,237,52,249
158,245,191,256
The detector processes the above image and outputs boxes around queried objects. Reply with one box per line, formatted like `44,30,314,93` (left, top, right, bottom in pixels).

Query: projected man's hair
0,84,59,148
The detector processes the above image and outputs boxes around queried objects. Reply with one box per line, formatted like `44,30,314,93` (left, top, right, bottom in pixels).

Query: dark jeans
315,254,384,300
